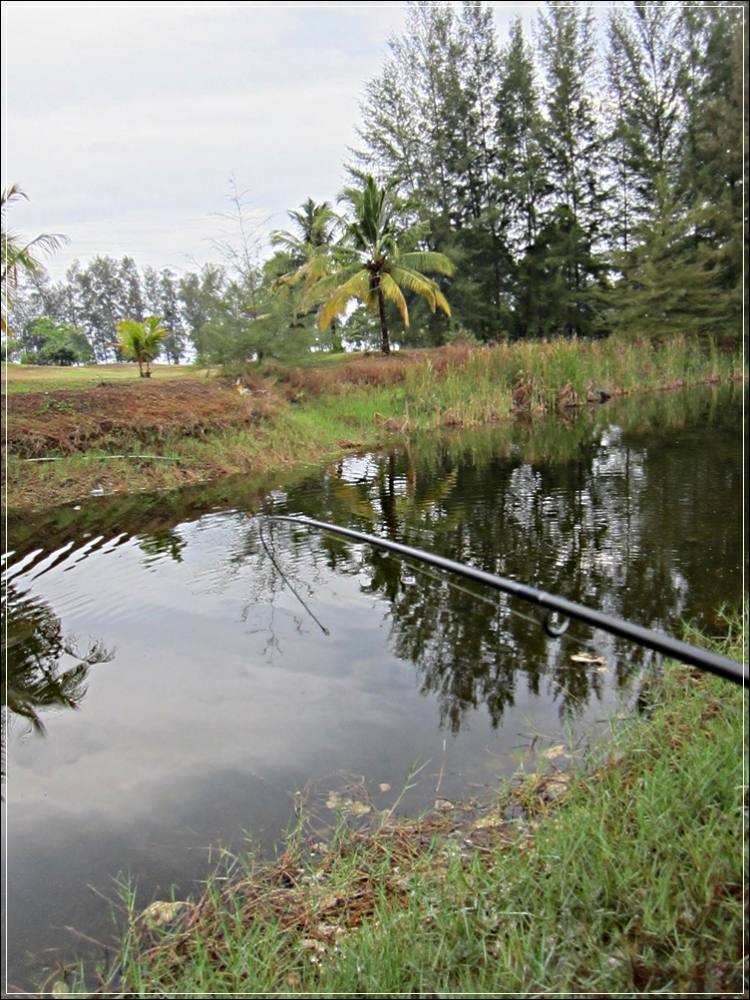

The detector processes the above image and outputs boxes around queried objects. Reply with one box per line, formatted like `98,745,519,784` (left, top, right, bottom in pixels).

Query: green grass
4,337,745,513
56,615,746,997
1,360,215,393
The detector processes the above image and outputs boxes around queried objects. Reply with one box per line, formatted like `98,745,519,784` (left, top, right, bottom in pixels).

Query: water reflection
3,385,742,740
1,581,115,784
1,383,742,991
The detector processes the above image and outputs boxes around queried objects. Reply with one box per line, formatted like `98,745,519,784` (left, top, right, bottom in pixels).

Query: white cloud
2,2,549,278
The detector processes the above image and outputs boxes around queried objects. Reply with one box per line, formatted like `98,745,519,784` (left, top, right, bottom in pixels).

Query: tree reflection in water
1,582,115,781
251,387,742,732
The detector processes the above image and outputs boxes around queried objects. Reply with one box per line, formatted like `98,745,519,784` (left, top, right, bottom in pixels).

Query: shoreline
57,621,746,997
3,338,745,516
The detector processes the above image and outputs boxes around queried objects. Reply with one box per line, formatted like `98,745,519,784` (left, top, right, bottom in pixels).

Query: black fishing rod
269,515,746,686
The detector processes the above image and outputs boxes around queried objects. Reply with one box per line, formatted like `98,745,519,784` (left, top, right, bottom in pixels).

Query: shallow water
1,384,744,990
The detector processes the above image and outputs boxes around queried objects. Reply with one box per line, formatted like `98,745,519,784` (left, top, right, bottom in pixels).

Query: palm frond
389,265,440,300
398,251,455,276
379,273,410,327
318,269,371,329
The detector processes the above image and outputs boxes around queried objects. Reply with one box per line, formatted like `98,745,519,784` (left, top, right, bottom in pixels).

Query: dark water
1,384,744,990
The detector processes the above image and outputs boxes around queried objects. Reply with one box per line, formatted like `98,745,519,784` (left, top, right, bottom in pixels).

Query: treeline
352,1,743,343
6,2,744,365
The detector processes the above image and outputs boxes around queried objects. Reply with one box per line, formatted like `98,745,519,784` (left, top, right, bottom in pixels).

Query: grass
3,337,745,512
1,360,216,393
53,613,746,996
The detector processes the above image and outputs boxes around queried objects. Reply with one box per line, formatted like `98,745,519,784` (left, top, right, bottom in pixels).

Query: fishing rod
268,515,746,686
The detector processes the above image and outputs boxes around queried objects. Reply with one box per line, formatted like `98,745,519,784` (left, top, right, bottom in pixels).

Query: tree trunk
376,284,391,355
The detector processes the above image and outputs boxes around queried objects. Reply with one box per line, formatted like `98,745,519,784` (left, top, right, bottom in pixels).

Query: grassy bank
57,617,746,997
4,337,745,512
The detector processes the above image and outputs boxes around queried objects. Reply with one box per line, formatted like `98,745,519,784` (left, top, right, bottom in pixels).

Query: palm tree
271,198,344,349
1,184,69,332
271,198,338,259
116,316,166,376
271,199,340,297
306,175,454,354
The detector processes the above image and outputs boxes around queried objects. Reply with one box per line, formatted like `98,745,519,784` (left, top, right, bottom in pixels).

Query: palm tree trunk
376,284,391,355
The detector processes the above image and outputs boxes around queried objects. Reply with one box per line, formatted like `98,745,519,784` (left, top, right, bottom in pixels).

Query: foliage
1,184,68,334
307,174,454,354
116,316,167,376
17,317,93,366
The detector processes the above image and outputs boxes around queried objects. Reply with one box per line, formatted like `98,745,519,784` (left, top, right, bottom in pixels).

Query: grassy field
3,338,745,512
55,617,746,997
1,360,216,393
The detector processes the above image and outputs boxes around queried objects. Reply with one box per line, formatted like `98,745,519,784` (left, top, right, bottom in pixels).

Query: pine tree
533,1,608,336
158,269,185,363
606,3,682,224
496,18,549,256
676,4,743,340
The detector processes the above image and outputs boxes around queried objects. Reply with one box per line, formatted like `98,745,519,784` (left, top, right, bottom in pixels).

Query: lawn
1,361,215,394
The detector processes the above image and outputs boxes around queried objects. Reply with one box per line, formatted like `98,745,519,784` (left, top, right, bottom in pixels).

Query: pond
1,384,744,991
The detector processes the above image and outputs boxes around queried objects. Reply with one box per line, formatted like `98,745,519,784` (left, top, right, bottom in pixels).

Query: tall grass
57,615,746,997
4,337,744,512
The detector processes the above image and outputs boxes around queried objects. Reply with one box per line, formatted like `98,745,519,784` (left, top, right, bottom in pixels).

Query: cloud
2,3,552,278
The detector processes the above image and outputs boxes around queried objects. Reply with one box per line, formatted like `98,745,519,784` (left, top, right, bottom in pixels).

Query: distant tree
606,180,726,341
309,174,454,354
157,269,185,363
496,19,549,256
21,317,93,366
119,256,145,321
69,256,128,361
178,264,227,361
533,2,608,336
116,316,166,376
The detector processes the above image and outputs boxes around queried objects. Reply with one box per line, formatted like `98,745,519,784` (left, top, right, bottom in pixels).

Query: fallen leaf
570,653,606,665
434,798,454,812
544,774,572,799
542,744,568,760
347,800,372,816
472,813,505,830
301,938,326,953
325,792,371,816
378,783,391,793
141,900,189,927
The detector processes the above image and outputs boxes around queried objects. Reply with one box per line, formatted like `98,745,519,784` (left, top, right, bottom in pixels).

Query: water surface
2,384,744,990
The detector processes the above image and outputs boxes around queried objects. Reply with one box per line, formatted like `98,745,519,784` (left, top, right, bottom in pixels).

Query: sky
2,1,547,281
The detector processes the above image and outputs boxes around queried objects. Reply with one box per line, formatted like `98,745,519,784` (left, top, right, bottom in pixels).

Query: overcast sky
3,2,543,279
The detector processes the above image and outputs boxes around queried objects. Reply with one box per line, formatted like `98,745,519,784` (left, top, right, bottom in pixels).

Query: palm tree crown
116,316,166,376
1,184,69,333
307,175,454,354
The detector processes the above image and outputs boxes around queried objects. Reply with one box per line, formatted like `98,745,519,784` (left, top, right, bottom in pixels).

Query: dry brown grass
4,380,275,457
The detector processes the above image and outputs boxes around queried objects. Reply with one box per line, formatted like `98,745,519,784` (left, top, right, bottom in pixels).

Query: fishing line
257,519,330,637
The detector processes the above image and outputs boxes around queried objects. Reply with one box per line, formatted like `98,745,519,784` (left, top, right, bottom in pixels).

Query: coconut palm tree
271,198,338,259
306,175,454,354
1,184,69,332
271,198,345,349
116,316,166,376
